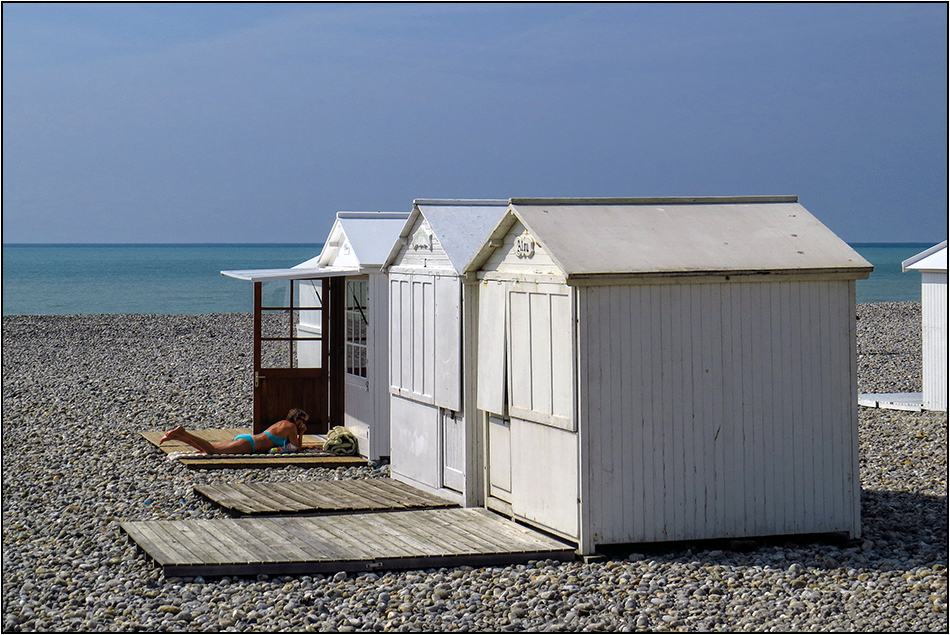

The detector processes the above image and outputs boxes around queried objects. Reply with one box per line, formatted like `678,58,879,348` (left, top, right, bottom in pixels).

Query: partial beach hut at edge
902,240,948,412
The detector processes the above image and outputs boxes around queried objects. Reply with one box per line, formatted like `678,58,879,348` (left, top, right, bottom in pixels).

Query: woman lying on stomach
159,408,309,454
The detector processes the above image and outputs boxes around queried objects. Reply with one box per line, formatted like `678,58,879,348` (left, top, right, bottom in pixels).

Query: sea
0,242,939,315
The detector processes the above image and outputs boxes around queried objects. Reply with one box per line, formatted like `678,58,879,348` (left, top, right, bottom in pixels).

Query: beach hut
383,199,508,505
463,196,873,555
222,211,408,461
902,240,948,412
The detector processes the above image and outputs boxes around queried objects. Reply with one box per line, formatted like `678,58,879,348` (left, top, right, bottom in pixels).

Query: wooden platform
858,392,924,412
195,478,457,516
140,428,367,469
121,508,575,576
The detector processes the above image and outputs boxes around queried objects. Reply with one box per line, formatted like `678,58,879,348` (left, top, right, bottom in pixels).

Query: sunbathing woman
159,409,309,454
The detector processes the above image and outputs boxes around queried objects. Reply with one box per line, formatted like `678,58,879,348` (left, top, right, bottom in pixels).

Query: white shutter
434,275,462,410
477,280,507,414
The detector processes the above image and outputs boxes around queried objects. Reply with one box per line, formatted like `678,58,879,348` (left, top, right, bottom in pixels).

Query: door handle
255,372,265,388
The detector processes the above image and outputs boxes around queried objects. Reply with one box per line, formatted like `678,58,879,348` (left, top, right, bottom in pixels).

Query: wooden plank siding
578,279,861,547
195,479,458,516
121,508,576,577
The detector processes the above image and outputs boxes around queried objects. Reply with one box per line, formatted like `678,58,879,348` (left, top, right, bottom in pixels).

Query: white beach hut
902,240,948,412
383,199,508,505
464,196,873,555
222,211,408,461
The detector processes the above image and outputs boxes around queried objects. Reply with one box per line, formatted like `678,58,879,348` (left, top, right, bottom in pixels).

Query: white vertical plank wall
578,278,861,545
922,272,948,411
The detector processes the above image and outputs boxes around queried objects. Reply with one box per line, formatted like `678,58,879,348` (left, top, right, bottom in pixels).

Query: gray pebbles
2,302,946,632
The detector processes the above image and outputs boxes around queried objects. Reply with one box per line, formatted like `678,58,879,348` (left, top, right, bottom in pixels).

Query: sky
2,2,947,244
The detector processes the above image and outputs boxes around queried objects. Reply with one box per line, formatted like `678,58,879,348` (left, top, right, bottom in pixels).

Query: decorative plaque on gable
412,226,433,251
515,229,535,259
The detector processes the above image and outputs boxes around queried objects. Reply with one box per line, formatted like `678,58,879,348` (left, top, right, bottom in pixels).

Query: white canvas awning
220,266,359,282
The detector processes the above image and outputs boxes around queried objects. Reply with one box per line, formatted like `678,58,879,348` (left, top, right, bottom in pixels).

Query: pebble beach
2,301,946,632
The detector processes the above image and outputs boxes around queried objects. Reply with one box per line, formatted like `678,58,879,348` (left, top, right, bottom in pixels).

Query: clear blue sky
2,2,947,243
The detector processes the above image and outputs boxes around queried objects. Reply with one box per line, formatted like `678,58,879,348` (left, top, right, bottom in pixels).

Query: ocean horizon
1,242,939,316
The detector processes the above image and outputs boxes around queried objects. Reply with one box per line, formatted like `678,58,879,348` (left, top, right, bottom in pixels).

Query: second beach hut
383,199,508,505
464,196,873,555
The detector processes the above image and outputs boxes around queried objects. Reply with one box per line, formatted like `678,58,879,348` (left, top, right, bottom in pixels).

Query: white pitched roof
384,199,508,273
902,241,948,273
222,211,408,281
465,196,873,280
296,211,409,270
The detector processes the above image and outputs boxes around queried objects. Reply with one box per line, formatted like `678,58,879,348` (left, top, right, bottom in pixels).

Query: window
346,280,369,377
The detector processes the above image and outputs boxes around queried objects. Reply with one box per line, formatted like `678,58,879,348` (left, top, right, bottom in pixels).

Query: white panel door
510,418,579,540
507,284,574,430
390,396,441,488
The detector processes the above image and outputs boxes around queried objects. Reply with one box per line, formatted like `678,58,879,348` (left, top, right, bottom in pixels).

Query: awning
220,266,360,282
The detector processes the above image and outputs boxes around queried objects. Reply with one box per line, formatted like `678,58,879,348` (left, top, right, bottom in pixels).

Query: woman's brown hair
286,408,309,423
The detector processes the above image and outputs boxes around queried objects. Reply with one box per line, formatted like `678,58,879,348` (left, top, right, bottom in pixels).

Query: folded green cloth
323,426,359,456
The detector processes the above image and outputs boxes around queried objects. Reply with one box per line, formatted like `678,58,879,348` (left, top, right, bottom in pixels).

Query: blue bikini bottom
233,433,255,453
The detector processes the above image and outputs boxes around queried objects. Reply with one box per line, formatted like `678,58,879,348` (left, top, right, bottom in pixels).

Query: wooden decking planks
195,478,457,516
121,508,576,576
140,428,367,469
174,455,367,470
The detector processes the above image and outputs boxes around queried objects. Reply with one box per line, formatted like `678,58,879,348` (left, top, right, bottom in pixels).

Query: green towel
323,426,359,456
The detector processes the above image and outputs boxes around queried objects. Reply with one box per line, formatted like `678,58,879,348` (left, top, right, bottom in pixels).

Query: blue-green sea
1,244,322,316
0,242,938,315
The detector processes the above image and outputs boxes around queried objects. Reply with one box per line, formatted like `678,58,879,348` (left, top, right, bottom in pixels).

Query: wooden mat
121,507,576,576
195,478,457,516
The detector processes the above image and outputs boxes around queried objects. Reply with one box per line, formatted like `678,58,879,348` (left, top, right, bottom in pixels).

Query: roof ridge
509,196,798,206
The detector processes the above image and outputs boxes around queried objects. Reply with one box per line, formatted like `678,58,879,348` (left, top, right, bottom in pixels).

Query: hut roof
299,211,409,270
465,196,873,280
385,199,508,273
222,212,408,281
902,241,948,273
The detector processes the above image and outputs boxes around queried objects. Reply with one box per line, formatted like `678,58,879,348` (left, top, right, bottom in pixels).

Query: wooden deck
195,478,457,516
121,508,575,576
140,428,367,469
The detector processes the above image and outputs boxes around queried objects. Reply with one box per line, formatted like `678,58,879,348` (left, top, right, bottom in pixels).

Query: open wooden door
253,278,344,435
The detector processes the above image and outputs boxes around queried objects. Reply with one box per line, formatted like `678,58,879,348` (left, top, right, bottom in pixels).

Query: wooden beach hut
902,240,948,412
383,199,508,505
222,211,408,461
463,196,873,555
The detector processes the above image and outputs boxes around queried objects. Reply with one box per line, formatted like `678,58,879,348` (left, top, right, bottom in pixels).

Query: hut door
253,278,341,435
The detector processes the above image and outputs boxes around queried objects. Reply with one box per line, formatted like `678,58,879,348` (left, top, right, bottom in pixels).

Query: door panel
253,279,339,435
442,410,465,492
256,368,325,433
